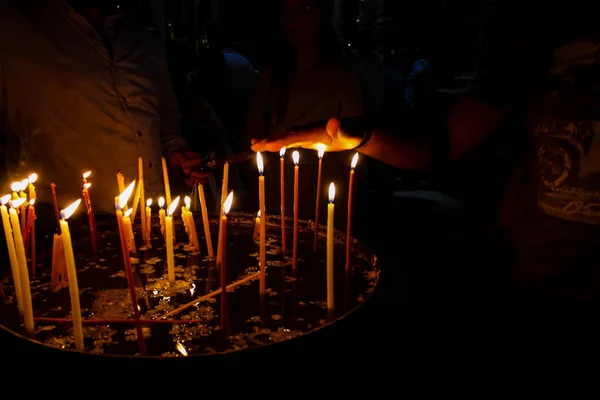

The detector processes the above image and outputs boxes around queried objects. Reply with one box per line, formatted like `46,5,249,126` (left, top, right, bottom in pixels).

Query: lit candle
26,199,37,278
314,144,325,253
116,171,127,210
123,208,136,253
158,196,166,240
257,152,266,295
130,178,141,223
327,182,335,311
183,196,200,252
216,162,229,267
218,191,233,330
345,153,359,273
161,157,172,208
59,199,84,350
18,179,28,238
145,199,152,246
198,183,214,258
279,147,287,254
27,173,37,201
1,194,23,313
165,196,180,283
51,182,61,233
138,157,147,242
10,182,19,200
253,210,260,241
292,151,300,273
82,171,97,256
115,184,147,355
10,198,34,333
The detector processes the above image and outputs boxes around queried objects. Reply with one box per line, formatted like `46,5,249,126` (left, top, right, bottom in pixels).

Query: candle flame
176,342,188,356
158,197,165,209
124,208,133,218
257,210,261,218
10,182,20,192
10,198,26,208
147,198,152,207
317,143,326,159
83,183,91,190
61,199,81,220
223,191,233,215
184,196,191,209
292,151,300,165
167,196,180,216
351,152,359,169
20,179,29,190
279,147,286,157
29,199,35,206
328,182,336,203
28,173,38,184
82,171,91,179
0,194,10,205
117,180,136,209
256,152,264,174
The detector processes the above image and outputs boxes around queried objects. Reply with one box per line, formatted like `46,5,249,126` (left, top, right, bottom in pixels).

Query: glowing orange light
61,199,81,220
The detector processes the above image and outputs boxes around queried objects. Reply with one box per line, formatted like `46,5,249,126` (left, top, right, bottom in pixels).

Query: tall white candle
0,194,23,312
166,196,180,283
9,198,34,333
60,199,84,351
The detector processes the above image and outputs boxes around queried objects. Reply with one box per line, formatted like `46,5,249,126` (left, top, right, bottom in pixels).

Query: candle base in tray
0,212,379,357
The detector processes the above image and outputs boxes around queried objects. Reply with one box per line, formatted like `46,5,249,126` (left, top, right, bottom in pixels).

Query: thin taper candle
218,192,233,330
216,162,230,267
314,144,325,252
257,152,266,295
166,196,180,283
198,184,214,258
345,153,359,273
60,199,84,350
161,157,172,207
327,183,335,310
279,147,287,254
1,195,23,312
292,151,300,272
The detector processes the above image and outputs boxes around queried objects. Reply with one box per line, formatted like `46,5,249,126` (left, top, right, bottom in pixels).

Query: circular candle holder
0,211,379,362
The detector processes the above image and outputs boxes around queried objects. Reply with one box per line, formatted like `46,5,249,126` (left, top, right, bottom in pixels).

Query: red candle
26,199,37,277
292,151,300,273
82,171,98,256
345,153,359,273
51,182,61,234
314,144,325,253
279,147,287,254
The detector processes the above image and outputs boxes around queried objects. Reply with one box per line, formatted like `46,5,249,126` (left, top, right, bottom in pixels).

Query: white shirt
0,0,188,212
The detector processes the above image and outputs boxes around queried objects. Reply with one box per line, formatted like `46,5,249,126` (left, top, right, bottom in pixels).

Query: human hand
250,118,363,153
168,150,210,186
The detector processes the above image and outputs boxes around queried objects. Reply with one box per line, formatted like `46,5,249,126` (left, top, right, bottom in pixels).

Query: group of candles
0,146,360,351
252,147,360,311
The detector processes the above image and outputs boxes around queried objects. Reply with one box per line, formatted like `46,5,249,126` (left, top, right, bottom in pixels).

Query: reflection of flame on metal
61,199,81,219
137,305,141,311
223,191,234,215
279,147,286,157
328,182,336,203
11,198,26,208
153,290,159,295
184,196,191,209
176,342,188,356
0,194,11,205
158,197,165,209
190,283,196,296
28,173,38,184
168,196,180,216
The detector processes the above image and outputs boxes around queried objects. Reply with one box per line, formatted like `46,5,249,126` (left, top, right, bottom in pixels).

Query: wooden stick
158,272,260,319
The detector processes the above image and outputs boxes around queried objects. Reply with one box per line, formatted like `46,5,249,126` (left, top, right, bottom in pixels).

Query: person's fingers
251,138,257,145
180,157,203,172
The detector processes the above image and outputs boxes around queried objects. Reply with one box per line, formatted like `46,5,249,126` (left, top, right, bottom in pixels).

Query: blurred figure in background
245,0,364,228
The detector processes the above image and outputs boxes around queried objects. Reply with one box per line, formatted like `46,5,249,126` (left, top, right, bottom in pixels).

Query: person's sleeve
151,37,189,157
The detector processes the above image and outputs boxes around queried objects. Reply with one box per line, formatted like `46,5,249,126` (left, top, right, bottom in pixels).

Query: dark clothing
474,1,600,301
